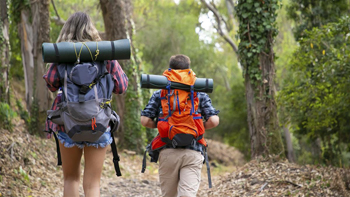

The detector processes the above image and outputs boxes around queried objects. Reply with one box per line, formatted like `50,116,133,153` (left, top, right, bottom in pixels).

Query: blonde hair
56,12,101,43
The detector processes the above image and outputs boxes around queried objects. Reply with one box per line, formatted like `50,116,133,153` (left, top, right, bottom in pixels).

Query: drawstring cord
73,42,99,63
95,42,99,61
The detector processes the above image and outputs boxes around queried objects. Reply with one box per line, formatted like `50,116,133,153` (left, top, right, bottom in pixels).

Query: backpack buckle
79,85,90,94
191,139,197,146
167,90,174,97
100,100,112,109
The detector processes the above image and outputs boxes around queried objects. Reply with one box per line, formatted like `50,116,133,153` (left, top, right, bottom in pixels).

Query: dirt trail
0,118,236,197
2,119,348,197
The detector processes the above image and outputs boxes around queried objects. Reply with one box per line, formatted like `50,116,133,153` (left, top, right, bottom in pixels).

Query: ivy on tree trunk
236,0,284,158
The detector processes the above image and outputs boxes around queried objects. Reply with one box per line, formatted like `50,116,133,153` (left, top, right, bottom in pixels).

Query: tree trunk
283,125,295,163
0,0,10,103
245,34,284,158
100,0,127,145
100,0,144,152
17,0,51,133
236,0,285,158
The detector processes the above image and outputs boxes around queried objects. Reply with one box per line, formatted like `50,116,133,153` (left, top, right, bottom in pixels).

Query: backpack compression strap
78,71,109,103
52,131,62,166
204,146,212,188
44,127,62,166
63,66,99,103
110,131,122,176
141,148,148,173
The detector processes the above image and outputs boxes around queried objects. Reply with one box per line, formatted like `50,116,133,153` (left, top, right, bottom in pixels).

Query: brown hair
56,12,101,43
169,54,191,69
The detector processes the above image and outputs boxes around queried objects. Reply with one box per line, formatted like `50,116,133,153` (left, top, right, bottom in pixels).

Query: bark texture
100,0,144,152
17,0,51,132
100,0,127,141
0,0,10,103
245,34,284,158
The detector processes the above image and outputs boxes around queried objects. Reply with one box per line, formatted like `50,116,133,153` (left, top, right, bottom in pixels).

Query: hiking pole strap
110,131,122,176
205,148,212,188
52,131,62,166
141,149,147,173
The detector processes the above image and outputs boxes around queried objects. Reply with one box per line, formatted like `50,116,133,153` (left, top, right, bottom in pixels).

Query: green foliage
48,0,105,42
135,0,248,156
236,0,284,157
16,99,30,124
123,61,146,153
18,166,30,185
236,0,281,83
8,0,26,80
278,16,350,166
215,79,250,159
135,0,213,76
287,0,349,40
274,0,298,88
0,102,17,131
9,0,30,24
28,96,40,135
0,18,6,102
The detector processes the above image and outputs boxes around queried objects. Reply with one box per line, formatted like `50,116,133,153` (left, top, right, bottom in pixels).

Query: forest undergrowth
0,118,349,197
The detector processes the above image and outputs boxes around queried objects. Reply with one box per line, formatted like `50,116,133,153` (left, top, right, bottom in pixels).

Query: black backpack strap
52,131,62,166
141,148,148,173
44,124,62,166
44,128,62,166
204,146,212,188
110,131,122,176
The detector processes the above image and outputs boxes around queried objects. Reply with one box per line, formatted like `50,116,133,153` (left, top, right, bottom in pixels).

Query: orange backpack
151,68,207,151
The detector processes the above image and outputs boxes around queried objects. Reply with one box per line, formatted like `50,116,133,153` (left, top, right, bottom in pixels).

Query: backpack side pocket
47,109,64,125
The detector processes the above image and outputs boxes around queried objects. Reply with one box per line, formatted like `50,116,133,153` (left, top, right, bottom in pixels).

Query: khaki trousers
158,148,204,197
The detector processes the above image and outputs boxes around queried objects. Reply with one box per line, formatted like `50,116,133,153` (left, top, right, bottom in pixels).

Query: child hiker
140,54,219,197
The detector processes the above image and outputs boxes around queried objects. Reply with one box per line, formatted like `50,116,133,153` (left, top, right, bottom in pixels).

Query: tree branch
51,0,60,20
50,0,65,25
200,0,238,55
218,66,232,91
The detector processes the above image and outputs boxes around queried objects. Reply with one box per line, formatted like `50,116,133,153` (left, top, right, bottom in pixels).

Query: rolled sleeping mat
140,74,213,93
42,39,130,63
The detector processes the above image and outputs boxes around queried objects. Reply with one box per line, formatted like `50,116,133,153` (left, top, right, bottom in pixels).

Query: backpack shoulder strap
204,146,212,188
110,131,122,176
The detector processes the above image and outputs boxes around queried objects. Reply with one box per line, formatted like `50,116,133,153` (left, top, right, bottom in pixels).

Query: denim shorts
57,127,113,149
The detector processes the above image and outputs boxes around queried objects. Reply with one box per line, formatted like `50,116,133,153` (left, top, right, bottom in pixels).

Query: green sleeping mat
42,39,130,63
140,74,213,93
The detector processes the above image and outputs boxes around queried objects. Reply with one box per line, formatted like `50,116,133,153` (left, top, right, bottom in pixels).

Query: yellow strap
82,42,94,61
89,82,96,89
73,43,84,63
95,42,99,61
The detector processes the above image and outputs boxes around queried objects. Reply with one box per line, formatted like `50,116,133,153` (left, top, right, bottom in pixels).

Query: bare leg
59,143,83,197
83,146,108,197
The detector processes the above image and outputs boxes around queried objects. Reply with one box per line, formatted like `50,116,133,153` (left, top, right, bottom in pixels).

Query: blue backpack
46,61,122,176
